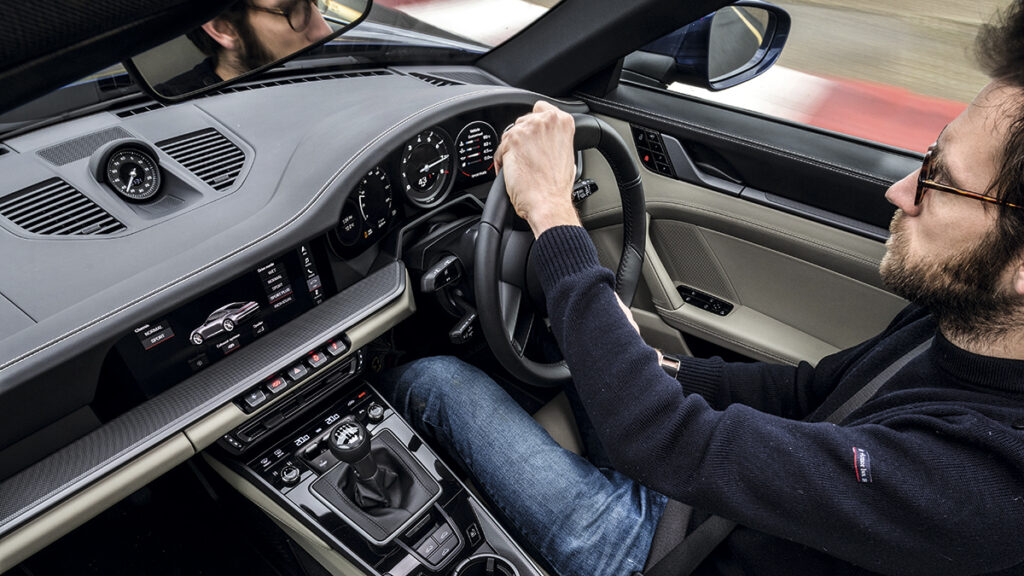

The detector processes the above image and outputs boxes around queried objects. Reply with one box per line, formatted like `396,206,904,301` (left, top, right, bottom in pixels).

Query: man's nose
885,170,922,217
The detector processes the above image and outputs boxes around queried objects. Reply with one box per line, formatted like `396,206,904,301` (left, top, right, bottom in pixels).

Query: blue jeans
379,356,668,576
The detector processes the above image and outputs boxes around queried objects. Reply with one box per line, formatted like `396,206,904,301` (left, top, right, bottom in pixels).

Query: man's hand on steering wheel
494,101,581,238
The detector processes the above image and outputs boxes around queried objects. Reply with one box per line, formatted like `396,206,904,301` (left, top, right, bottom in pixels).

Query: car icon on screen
189,301,260,345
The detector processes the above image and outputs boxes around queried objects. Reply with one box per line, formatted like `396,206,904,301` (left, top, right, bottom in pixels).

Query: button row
237,337,351,413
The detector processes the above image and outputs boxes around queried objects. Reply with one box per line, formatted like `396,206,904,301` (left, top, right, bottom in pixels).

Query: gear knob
329,418,378,480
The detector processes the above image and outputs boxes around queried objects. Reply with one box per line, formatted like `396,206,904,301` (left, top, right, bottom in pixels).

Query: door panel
578,114,907,366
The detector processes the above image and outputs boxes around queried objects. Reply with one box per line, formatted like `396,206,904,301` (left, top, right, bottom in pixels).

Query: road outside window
667,0,1012,152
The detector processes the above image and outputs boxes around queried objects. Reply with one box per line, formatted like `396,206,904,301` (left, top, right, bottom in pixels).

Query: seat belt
642,337,934,576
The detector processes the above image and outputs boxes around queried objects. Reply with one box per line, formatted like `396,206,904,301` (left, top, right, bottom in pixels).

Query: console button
287,363,309,381
466,524,482,546
308,350,329,368
326,339,348,357
309,452,338,474
432,523,454,543
266,376,289,394
243,389,268,410
417,537,439,558
428,536,457,564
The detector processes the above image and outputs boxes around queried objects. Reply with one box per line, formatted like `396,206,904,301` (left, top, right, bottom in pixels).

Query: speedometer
400,128,453,207
456,121,497,180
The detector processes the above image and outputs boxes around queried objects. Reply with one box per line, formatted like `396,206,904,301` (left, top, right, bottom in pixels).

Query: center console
208,346,541,576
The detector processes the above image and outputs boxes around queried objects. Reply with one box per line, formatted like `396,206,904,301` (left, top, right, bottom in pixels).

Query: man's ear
201,18,240,51
1013,255,1024,296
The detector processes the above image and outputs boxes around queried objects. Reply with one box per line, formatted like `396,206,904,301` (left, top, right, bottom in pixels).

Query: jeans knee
379,356,488,418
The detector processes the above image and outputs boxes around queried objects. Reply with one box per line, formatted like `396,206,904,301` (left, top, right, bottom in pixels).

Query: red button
266,377,288,394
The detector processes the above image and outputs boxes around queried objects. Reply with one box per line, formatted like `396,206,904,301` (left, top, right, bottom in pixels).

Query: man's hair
185,1,276,73
187,2,248,63
975,0,1024,260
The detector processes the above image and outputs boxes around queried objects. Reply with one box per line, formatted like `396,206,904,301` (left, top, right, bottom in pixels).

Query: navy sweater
534,225,1024,576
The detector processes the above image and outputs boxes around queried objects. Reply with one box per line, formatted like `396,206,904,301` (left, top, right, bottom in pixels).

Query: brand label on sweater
852,447,872,483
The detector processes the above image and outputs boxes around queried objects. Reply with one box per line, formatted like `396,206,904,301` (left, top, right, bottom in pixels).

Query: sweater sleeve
532,226,1024,575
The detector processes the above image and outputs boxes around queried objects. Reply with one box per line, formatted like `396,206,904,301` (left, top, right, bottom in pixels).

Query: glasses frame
916,144,1021,209
246,0,318,32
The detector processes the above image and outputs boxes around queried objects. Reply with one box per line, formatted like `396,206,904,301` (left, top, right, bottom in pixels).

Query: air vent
0,178,126,236
116,102,166,118
157,128,245,191
217,69,394,94
408,72,462,87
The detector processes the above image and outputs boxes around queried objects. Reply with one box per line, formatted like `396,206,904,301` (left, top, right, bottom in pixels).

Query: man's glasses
916,144,1021,209
247,0,322,32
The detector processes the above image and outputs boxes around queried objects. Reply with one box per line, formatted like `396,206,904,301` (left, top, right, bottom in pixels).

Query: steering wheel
474,114,647,387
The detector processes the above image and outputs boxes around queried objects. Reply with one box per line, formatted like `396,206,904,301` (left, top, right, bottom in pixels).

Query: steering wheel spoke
499,229,534,289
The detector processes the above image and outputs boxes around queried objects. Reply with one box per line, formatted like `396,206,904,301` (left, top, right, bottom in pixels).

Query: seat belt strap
642,337,934,576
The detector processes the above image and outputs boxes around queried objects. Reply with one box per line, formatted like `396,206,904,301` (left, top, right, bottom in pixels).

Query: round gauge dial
105,148,161,201
355,166,395,242
335,198,363,247
400,128,453,206
456,121,498,180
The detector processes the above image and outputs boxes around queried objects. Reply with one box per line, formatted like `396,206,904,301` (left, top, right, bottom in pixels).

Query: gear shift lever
327,418,397,509
329,419,378,480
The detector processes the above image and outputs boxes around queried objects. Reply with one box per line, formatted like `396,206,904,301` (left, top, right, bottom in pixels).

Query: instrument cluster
331,106,524,256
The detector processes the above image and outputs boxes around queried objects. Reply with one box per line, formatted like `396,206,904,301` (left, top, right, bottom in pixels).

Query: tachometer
456,121,497,180
400,128,453,207
355,166,395,241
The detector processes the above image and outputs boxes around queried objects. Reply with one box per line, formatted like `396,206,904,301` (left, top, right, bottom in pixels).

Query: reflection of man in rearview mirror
158,0,332,97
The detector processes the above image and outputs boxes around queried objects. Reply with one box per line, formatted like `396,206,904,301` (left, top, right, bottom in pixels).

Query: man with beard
380,3,1024,576
157,0,332,97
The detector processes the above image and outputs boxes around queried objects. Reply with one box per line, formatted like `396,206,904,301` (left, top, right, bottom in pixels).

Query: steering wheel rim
474,113,647,387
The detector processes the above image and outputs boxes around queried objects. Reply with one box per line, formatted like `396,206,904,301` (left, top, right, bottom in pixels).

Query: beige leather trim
203,455,367,576
185,404,249,451
0,435,194,573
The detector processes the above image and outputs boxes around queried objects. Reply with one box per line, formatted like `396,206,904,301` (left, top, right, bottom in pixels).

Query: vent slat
32,203,103,234
2,187,78,219
157,128,246,191
15,196,91,229
0,178,125,236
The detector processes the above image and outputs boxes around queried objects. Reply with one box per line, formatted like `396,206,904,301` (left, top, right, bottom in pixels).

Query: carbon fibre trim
0,261,406,538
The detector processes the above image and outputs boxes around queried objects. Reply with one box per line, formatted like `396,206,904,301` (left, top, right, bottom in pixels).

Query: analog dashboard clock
90,140,164,202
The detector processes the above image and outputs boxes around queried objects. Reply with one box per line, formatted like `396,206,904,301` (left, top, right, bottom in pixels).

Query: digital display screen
115,238,337,397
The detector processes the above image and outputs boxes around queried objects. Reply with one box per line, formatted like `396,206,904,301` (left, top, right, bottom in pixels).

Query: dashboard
0,65,587,559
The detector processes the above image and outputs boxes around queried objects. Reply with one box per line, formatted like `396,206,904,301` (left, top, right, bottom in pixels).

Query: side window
627,1,1009,153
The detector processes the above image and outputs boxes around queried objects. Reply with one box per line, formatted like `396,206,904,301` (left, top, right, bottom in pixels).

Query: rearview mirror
126,0,372,102
622,0,790,91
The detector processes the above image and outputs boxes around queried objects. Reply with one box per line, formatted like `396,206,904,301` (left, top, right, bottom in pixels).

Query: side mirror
622,0,790,91
126,0,372,102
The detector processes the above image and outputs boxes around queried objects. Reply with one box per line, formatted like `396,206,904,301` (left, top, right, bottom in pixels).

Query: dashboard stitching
0,86,518,374
580,94,895,186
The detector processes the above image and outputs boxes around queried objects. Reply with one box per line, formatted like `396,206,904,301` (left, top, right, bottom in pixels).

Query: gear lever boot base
311,429,442,545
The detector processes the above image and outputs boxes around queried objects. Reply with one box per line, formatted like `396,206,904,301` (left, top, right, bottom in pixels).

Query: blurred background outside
376,0,1013,152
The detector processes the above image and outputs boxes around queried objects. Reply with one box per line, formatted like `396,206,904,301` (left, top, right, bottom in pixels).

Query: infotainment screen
114,238,337,397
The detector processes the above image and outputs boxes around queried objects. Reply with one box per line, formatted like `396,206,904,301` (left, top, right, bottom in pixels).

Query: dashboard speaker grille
37,127,134,166
0,178,126,236
157,128,245,191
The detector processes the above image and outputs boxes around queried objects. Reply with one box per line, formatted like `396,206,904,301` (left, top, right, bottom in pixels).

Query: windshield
0,0,560,134
368,0,558,47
